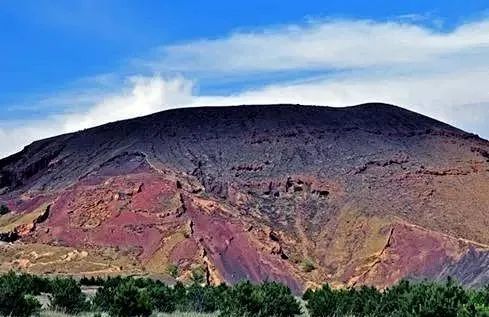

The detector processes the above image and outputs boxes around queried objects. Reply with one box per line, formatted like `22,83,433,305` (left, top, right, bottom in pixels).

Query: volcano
1,103,489,292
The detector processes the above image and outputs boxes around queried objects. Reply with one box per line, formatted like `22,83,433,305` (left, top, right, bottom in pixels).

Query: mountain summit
1,103,489,292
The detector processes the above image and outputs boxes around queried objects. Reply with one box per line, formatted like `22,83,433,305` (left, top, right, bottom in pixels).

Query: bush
20,295,42,317
80,275,105,286
4,271,489,317
304,278,485,317
160,281,225,313
148,282,176,313
190,266,207,284
92,277,142,315
92,276,125,311
172,281,189,311
220,281,301,317
304,284,340,317
301,259,316,273
167,264,179,278
182,284,224,313
17,273,51,295
0,271,41,317
376,278,469,317
257,281,303,317
48,277,89,314
94,278,152,317
111,279,152,317
463,286,489,316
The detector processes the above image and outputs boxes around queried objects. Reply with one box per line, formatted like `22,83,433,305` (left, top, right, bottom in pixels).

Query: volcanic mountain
1,103,489,292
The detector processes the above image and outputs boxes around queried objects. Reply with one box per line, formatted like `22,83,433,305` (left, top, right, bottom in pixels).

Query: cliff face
1,103,489,292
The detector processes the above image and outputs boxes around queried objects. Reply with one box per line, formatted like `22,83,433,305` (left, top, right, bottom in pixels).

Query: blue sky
1,0,489,157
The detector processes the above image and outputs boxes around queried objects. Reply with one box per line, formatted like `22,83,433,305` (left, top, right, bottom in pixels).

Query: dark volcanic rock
0,103,475,194
438,248,489,287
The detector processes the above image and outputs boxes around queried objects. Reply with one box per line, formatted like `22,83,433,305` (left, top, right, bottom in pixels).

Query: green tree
0,271,41,317
106,279,153,317
257,281,302,317
384,278,468,317
173,281,189,312
304,284,338,317
221,281,301,317
92,276,127,311
80,275,105,286
305,278,477,317
148,283,176,313
16,272,51,295
219,281,257,317
49,277,89,314
184,284,223,313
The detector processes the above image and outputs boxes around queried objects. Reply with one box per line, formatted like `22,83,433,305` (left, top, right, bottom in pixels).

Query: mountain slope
1,103,489,292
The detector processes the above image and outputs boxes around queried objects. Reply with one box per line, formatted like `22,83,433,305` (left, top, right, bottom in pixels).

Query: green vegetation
167,264,180,278
220,281,301,317
0,204,10,216
300,259,316,273
107,279,152,317
190,266,207,285
79,276,105,286
0,272,41,317
304,278,489,317
1,272,489,316
92,276,298,316
48,277,89,314
39,312,219,317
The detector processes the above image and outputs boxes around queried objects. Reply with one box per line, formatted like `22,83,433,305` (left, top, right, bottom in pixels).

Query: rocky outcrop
0,231,19,242
0,204,50,242
437,248,489,287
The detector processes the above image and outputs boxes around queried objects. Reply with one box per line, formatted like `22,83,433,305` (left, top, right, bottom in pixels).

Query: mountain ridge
0,102,478,163
1,103,481,193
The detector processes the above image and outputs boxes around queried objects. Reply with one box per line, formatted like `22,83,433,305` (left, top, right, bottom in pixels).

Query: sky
1,0,489,158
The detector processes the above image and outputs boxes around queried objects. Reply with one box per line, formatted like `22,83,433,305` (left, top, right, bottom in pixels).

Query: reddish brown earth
1,103,489,292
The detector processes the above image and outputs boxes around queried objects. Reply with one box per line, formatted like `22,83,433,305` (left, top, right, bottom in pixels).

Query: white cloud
59,76,193,132
2,17,489,159
150,19,489,74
